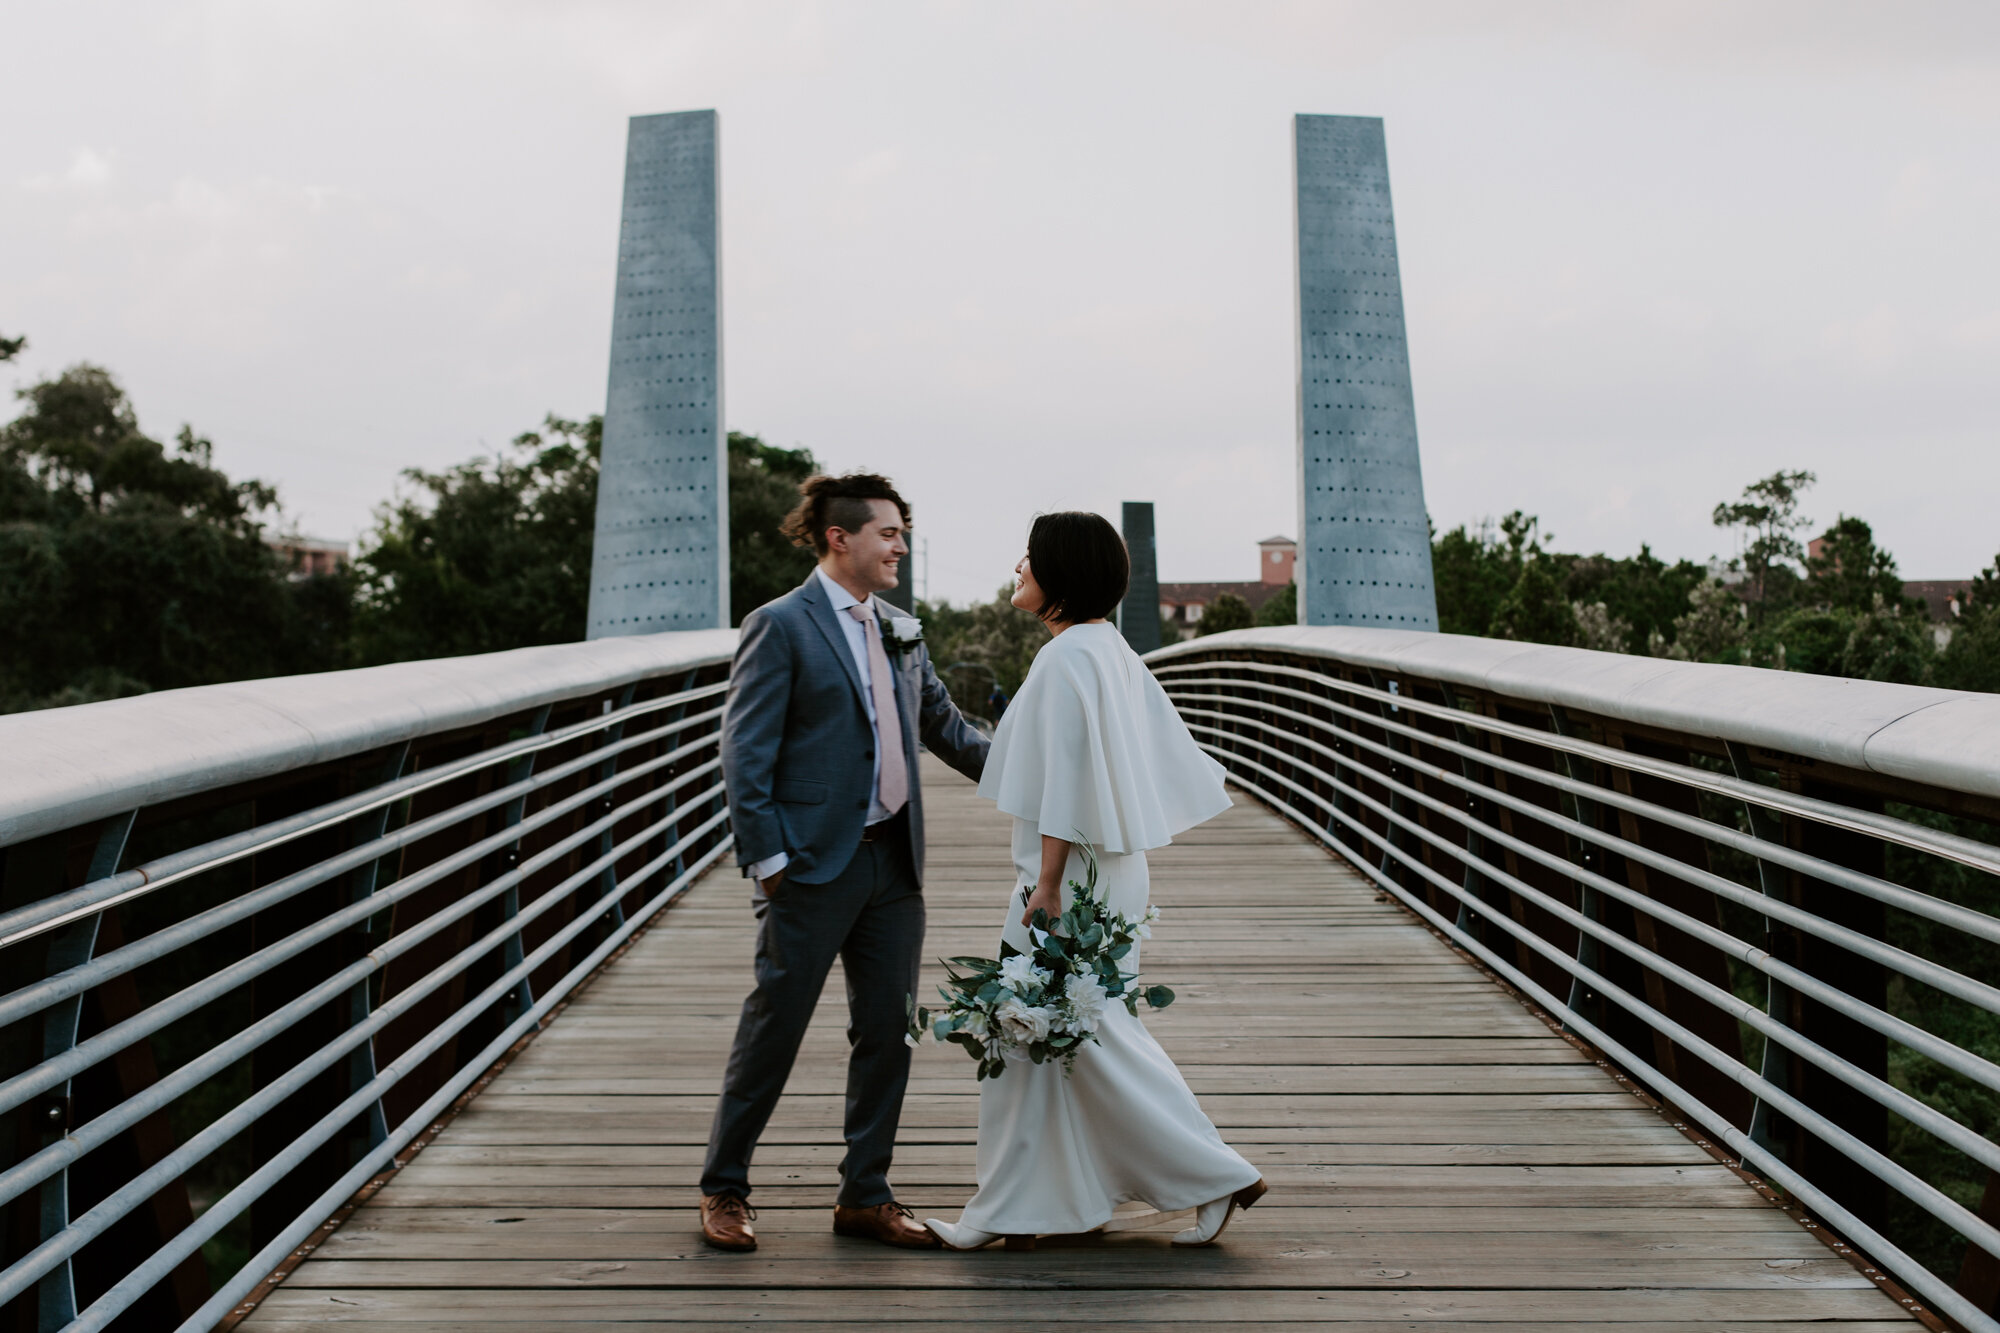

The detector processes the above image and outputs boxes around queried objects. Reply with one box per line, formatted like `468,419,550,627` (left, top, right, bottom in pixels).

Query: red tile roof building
1159,536,1295,635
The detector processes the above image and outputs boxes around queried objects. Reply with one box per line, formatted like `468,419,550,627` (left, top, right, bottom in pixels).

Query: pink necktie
848,604,909,817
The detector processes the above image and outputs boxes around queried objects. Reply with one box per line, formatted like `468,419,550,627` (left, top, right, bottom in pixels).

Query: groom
699,472,990,1252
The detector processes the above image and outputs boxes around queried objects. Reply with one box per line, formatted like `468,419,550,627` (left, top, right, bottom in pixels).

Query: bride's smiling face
1011,553,1046,619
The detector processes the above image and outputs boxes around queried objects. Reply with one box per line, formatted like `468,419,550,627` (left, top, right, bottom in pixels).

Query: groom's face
824,500,909,596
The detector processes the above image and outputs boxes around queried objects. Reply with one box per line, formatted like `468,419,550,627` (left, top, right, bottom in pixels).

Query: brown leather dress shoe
700,1194,757,1251
832,1201,944,1249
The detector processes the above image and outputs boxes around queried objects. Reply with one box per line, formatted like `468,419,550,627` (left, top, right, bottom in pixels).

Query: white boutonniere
883,615,925,657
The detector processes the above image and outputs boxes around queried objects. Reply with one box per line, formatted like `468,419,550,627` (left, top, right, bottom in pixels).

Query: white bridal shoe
1171,1178,1269,1247
924,1219,1036,1250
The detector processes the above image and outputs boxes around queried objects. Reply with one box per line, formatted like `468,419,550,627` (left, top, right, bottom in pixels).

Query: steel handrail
0,691,726,951
1155,641,2000,1333
157,830,733,1333
1167,677,2000,959
1172,700,2000,1095
65,831,734,1333
0,753,721,1126
0,809,729,1310
1314,786,1993,1333
1169,694,2000,1018
1155,659,2000,877
1196,734,1995,1333
0,633,739,1331
0,782,727,1213
1183,717,2000,1175
0,725,721,1032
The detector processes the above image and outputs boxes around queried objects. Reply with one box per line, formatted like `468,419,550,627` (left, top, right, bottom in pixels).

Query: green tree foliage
1660,579,1748,662
1489,556,1576,646
349,415,600,664
727,431,819,623
1195,591,1255,636
1565,546,1706,652
1432,511,1540,636
0,364,342,711
1571,600,1632,654
1256,580,1297,627
1806,514,1916,615
1936,555,2000,694
1746,513,1933,684
1712,468,1815,616
0,332,24,363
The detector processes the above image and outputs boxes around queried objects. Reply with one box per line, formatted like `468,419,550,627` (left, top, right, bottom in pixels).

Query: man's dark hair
1027,511,1129,625
779,472,911,557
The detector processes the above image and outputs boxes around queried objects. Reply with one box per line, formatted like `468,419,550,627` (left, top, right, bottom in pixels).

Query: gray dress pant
700,828,923,1207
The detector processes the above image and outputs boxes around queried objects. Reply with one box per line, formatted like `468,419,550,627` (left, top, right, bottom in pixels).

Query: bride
925,510,1266,1251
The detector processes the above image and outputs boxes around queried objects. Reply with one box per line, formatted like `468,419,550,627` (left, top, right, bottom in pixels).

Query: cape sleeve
977,635,1231,854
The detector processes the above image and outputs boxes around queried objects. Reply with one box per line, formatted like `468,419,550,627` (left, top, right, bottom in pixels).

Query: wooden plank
251,1286,1910,1323
300,1204,1832,1235
241,757,1915,1329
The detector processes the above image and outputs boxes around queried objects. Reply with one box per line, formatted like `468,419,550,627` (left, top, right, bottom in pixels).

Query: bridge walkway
240,757,1919,1330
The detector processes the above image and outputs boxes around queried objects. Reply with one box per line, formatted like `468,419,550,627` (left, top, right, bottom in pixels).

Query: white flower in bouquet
906,837,1176,1081
1061,971,1110,1033
995,994,1056,1048
997,953,1052,997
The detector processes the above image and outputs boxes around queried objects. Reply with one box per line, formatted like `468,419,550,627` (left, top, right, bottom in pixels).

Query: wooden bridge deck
243,757,1919,1331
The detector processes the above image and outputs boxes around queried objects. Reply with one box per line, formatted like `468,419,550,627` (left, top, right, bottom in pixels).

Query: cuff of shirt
745,851,789,883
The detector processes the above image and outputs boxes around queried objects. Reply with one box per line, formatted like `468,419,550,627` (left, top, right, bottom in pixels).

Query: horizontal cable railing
0,630,739,1333
1150,626,2000,1333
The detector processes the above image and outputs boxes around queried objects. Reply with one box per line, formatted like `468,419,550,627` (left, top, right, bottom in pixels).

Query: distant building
267,535,351,579
1159,536,1295,636
1904,580,1973,624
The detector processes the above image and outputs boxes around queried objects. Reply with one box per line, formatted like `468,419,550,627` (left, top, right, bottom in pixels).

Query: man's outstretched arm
913,647,990,781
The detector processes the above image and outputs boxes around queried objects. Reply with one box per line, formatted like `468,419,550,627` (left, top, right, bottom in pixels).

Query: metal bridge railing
1151,625,2000,1333
0,630,738,1333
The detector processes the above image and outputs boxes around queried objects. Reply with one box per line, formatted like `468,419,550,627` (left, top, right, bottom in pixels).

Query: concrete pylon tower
587,110,728,637
1119,502,1162,656
1293,114,1438,630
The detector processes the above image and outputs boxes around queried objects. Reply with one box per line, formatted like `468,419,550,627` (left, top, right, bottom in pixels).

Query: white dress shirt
747,566,894,884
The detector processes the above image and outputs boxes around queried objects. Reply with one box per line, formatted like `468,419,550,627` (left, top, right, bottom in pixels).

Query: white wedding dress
944,623,1261,1237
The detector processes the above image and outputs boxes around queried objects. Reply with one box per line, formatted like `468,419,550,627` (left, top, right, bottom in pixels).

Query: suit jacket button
862,750,873,761
856,800,867,810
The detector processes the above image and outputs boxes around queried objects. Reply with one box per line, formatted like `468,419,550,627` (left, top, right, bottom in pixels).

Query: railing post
1438,685,1496,937
495,708,553,1022
1599,729,1750,1128
651,672,706,892
1548,707,1606,1033
1365,672,1422,896
1788,776,1890,1236
33,811,135,1333
343,742,411,1160
584,685,641,934
1324,670,1367,864
1724,741,1795,1167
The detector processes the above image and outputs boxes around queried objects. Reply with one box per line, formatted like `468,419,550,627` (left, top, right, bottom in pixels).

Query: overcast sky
5,1,1997,604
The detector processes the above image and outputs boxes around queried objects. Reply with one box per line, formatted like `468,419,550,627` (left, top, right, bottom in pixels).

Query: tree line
1428,469,1998,694
4,347,1996,715
0,351,829,711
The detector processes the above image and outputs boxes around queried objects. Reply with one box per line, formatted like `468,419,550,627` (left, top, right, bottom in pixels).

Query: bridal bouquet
906,841,1174,1081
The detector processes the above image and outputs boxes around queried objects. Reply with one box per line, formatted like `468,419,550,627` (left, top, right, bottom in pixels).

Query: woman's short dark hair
1027,511,1129,625
779,473,911,557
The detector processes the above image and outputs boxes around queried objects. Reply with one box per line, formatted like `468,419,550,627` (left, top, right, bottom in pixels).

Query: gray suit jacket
722,572,989,886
